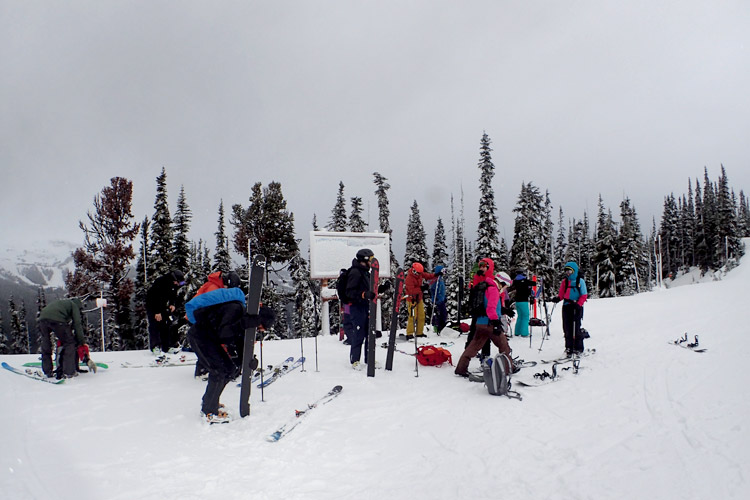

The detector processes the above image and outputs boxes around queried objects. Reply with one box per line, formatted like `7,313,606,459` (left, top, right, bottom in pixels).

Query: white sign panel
309,231,391,279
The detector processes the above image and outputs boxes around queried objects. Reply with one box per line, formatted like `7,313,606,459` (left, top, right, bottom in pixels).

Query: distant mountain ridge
0,240,78,289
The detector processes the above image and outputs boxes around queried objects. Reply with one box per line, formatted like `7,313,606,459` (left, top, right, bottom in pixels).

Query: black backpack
336,268,351,304
468,281,489,317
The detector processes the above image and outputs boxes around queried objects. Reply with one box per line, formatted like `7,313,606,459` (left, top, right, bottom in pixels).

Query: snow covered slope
1,243,748,500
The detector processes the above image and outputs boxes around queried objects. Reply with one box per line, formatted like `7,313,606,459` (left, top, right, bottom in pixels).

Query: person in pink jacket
454,258,515,376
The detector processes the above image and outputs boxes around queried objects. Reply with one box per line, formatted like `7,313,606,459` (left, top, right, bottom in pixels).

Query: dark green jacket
39,299,85,344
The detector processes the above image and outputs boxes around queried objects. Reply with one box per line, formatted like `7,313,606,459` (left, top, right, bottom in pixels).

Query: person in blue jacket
186,283,275,423
429,265,447,334
553,261,588,355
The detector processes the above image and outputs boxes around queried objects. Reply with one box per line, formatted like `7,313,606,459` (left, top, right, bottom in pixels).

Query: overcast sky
2,0,748,262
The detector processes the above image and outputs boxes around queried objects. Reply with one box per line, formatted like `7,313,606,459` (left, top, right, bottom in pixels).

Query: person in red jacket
403,262,436,339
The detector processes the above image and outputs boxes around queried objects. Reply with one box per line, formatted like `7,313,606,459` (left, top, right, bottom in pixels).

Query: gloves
258,305,276,329
501,307,515,318
551,296,561,303
241,305,276,330
249,356,259,371
490,319,503,335
529,297,536,305
377,282,391,293
363,290,376,300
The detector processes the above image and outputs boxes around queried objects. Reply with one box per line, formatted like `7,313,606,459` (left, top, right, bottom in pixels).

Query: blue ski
267,385,343,442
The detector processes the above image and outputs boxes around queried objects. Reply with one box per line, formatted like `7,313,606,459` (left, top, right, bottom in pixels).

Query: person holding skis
146,270,186,354
186,281,275,423
552,261,588,355
429,265,447,334
38,297,87,379
187,270,242,379
345,248,377,369
455,258,515,377
507,270,536,337
404,262,436,339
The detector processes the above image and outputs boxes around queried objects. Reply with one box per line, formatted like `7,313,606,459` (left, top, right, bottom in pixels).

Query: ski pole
259,334,265,402
413,301,419,377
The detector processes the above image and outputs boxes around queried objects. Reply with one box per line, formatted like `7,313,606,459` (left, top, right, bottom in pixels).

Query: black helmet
356,248,374,262
171,270,186,285
222,271,241,288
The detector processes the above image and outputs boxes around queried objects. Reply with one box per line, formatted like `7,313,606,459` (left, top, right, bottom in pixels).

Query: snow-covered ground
2,245,749,500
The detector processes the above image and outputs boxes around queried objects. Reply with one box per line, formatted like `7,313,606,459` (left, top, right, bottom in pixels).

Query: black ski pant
188,325,235,415
561,302,584,353
348,303,369,364
147,311,176,351
39,319,77,378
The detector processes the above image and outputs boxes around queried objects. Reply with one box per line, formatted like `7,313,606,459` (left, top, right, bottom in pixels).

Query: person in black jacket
146,270,185,353
507,270,536,337
186,286,275,423
345,248,376,369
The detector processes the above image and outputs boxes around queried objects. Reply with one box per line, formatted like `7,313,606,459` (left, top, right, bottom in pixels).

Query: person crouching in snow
454,258,515,377
552,261,588,356
186,284,275,423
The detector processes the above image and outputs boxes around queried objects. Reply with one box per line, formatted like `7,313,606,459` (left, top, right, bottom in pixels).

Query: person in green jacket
38,298,86,379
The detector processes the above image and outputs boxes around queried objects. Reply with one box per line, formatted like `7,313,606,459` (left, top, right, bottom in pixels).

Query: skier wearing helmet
345,249,377,369
404,261,436,339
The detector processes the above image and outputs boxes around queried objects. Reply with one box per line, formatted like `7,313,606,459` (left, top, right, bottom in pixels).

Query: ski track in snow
2,241,750,499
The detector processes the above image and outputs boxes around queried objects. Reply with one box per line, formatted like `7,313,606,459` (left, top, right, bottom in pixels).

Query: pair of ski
514,359,583,387
2,361,66,385
267,385,343,441
121,354,197,368
539,348,597,365
234,356,305,388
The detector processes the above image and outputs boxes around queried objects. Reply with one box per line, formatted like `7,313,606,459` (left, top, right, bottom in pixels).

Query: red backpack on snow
416,345,453,366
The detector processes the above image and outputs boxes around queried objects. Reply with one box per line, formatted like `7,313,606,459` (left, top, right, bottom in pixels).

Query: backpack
563,270,584,294
482,352,513,396
416,345,453,366
336,268,351,304
468,281,489,317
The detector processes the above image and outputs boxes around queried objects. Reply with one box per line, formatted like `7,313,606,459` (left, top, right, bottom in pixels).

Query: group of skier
35,246,586,422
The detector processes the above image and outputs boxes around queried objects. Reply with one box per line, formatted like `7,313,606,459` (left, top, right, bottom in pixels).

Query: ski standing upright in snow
240,254,267,418
385,267,405,371
367,257,380,377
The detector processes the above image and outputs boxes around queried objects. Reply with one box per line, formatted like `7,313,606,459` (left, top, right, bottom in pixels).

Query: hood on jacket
564,261,579,281
434,265,444,275
479,258,495,279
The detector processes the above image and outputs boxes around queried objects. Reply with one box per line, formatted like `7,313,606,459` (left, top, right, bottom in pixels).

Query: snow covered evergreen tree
373,172,399,330
616,197,647,295
349,196,366,232
66,177,139,350
739,190,750,237
133,216,150,349
172,185,192,274
0,309,8,354
591,196,618,297
8,296,29,354
659,194,681,279
288,251,318,337
213,201,232,273
432,217,449,269
404,200,429,269
509,182,546,276
231,181,298,266
715,165,743,264
475,133,500,261
446,193,471,324
327,182,348,232
555,207,567,269
148,167,173,281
